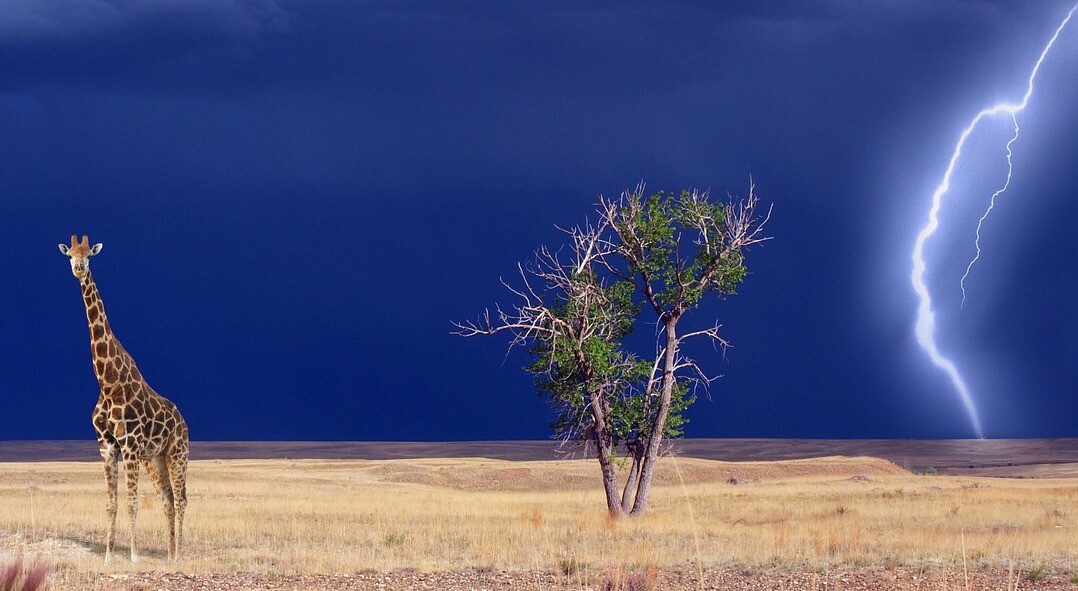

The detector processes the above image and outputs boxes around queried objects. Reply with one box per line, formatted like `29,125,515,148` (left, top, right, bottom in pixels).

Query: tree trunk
572,344,625,517
594,427,624,516
630,317,679,516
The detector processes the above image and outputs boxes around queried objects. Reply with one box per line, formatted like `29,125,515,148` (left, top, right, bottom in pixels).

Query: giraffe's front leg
122,457,141,564
100,442,118,565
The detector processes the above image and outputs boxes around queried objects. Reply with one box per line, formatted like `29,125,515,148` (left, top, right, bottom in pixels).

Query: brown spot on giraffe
59,235,190,564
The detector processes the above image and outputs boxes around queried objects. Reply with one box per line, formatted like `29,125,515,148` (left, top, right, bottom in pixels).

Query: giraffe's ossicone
59,235,190,564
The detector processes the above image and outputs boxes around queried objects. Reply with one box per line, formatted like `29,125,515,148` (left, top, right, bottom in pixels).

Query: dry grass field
0,448,1076,590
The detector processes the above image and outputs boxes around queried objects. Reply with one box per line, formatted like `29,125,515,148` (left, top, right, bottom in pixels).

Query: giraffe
58,235,189,564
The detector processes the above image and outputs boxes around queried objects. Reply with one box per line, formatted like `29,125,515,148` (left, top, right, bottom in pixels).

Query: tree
455,183,770,516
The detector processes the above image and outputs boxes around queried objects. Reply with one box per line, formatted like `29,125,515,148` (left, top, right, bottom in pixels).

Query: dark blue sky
2,1,1075,441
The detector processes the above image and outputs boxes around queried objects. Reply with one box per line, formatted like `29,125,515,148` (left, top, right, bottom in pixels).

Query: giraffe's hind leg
166,446,188,561
142,456,175,560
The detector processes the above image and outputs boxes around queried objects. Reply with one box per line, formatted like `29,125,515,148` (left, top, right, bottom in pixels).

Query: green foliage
525,186,756,448
613,189,748,312
526,266,641,441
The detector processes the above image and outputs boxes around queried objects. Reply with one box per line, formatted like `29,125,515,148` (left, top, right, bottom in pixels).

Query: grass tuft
1026,564,1050,583
558,556,587,576
0,559,50,591
601,564,659,591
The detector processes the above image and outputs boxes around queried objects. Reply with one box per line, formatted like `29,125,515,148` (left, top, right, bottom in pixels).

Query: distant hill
0,438,1075,477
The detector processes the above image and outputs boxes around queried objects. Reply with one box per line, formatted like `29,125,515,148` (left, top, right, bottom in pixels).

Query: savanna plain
0,440,1075,590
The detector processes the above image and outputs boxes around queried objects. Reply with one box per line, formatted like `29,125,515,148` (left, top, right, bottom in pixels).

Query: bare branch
672,359,713,384
644,347,664,397
723,181,772,253
676,323,730,350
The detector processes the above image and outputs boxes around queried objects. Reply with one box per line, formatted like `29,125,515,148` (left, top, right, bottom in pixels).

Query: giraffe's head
58,235,103,280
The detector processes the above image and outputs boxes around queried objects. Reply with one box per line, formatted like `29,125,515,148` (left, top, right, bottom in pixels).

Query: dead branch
723,181,772,253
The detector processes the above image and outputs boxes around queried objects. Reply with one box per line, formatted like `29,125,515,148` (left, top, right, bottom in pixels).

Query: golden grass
0,455,1074,584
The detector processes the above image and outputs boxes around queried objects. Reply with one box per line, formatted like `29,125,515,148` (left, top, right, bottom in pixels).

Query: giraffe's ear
58,244,70,255
90,243,103,256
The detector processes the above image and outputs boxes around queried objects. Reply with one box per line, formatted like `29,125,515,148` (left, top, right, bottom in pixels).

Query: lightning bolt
960,113,1019,308
910,5,1076,440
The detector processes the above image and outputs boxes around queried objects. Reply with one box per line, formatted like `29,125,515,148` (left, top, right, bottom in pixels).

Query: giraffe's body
60,235,189,564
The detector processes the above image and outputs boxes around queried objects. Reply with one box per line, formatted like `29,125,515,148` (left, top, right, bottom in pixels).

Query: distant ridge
1,439,1075,477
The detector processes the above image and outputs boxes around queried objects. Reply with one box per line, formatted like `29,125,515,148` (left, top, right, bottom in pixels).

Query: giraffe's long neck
80,271,139,390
